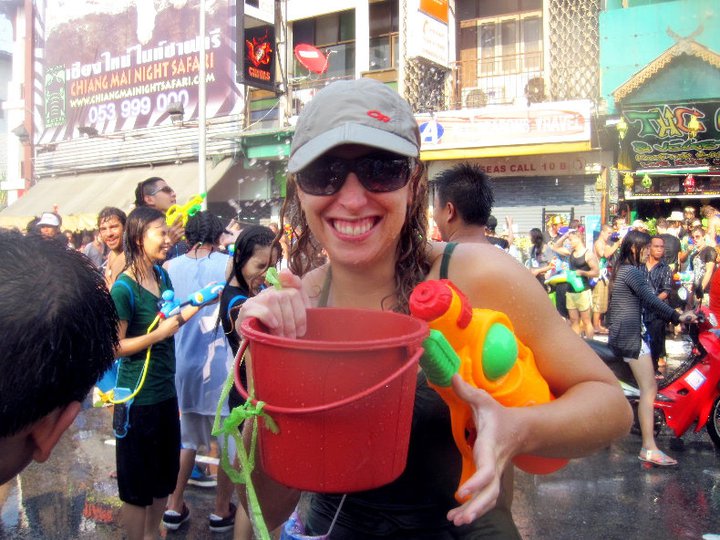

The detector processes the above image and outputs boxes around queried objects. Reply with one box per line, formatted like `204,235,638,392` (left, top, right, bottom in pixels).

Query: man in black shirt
643,236,673,374
655,218,681,269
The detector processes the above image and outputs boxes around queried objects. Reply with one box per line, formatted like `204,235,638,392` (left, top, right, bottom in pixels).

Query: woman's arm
702,261,716,293
428,244,632,524
624,267,678,323
530,264,552,277
548,234,570,256
115,304,200,358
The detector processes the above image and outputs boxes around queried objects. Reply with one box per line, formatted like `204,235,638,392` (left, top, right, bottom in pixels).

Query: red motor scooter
587,310,720,450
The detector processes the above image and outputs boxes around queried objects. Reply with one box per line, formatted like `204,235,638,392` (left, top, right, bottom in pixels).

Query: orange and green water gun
409,279,568,502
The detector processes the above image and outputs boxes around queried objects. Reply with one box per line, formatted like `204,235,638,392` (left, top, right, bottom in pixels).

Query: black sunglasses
295,152,413,196
149,185,174,196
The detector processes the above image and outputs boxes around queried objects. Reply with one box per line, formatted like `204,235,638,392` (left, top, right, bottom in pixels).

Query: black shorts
116,396,180,506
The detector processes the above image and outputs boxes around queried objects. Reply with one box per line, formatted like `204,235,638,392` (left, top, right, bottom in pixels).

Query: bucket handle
234,341,423,416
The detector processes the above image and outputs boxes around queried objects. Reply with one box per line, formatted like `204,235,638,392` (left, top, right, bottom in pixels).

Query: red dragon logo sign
246,31,273,68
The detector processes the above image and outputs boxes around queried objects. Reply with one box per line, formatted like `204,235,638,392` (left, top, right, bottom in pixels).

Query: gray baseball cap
288,78,420,173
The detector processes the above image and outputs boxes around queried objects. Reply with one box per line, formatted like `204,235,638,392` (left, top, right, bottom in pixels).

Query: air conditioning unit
524,77,546,104
461,87,488,109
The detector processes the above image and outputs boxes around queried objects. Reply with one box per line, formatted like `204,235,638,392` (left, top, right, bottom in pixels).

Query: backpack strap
111,278,135,317
154,264,168,289
439,242,458,280
226,294,248,323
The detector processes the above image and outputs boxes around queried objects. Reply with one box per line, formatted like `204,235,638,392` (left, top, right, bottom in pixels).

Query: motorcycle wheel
706,395,720,451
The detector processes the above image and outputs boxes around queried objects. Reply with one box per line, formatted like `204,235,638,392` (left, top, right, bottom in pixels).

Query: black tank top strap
440,242,458,280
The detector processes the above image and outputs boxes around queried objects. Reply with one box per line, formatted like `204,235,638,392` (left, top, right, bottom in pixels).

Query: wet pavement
1,336,719,539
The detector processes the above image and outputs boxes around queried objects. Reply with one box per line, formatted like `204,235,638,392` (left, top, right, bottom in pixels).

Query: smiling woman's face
296,144,414,270
140,218,170,262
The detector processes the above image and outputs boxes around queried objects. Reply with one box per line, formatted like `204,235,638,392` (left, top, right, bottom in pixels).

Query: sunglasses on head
149,185,174,196
295,152,413,196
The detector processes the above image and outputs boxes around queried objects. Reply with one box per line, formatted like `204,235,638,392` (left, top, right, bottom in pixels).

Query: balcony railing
451,51,545,109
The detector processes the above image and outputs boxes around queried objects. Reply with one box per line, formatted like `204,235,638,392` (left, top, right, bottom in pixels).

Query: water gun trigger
420,330,459,386
420,330,475,501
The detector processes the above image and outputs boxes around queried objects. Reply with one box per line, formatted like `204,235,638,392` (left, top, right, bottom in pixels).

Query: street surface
1,337,719,539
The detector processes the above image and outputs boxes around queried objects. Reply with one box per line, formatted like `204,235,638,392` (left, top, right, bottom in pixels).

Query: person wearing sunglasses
134,177,187,259
233,78,632,538
687,227,716,308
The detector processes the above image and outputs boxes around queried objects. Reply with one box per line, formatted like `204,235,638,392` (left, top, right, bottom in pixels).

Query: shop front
416,100,610,235
615,99,720,224
609,34,720,226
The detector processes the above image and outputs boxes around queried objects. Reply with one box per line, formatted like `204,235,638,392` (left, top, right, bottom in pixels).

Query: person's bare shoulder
428,242,538,309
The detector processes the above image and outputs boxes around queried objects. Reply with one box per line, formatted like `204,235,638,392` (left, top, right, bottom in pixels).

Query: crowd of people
18,76,720,538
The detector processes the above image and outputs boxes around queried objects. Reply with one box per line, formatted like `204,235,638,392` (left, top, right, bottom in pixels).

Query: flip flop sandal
639,448,677,466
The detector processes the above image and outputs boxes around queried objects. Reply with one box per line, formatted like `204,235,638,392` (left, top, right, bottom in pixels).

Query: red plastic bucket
236,308,428,493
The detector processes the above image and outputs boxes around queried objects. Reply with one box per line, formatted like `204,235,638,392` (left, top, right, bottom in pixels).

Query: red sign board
294,43,328,74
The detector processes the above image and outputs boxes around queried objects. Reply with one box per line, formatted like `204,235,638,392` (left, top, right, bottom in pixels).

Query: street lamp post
198,0,207,209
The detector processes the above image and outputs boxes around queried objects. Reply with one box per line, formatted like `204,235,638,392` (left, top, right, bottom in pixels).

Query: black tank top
569,249,591,291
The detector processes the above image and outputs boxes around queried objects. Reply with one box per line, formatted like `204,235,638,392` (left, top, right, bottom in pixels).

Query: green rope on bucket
265,267,282,289
212,348,277,540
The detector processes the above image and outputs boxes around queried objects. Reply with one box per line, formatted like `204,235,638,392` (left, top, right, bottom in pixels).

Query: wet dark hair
432,163,493,227
280,159,431,314
0,229,118,437
134,177,165,207
611,230,651,285
97,207,127,228
123,206,165,284
486,215,498,233
530,228,544,257
227,225,278,295
185,211,225,254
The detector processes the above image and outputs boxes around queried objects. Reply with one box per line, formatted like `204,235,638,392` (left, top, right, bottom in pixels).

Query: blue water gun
158,282,226,319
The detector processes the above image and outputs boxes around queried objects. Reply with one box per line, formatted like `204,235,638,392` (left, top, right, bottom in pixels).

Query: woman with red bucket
234,78,632,539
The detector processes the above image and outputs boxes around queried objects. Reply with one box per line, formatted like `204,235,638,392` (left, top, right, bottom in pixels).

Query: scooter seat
585,338,624,365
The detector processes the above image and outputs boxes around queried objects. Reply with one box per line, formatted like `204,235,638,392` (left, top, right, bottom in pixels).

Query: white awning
0,159,234,231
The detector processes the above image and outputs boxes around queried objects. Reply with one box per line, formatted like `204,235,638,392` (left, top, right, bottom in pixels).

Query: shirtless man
98,207,127,288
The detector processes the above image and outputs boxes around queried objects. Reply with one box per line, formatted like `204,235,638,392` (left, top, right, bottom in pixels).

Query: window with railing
369,0,399,71
457,7,544,106
476,12,542,75
292,10,356,79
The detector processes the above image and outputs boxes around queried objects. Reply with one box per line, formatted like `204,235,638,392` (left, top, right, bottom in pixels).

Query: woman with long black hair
526,227,554,286
608,229,696,466
110,206,203,539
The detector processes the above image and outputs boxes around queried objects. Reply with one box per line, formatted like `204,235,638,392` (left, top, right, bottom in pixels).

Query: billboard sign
406,0,449,67
416,100,593,150
620,102,720,171
34,0,243,143
236,1,277,92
